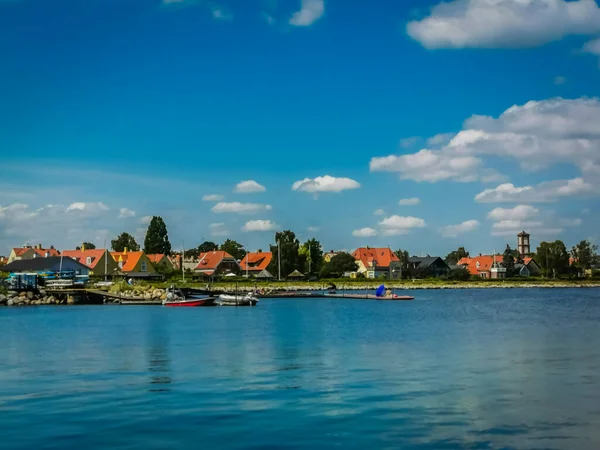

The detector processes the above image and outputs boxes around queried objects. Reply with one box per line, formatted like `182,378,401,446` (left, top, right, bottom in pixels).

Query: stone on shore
66,297,75,305
26,291,34,300
19,291,27,297
7,299,14,306
0,294,7,305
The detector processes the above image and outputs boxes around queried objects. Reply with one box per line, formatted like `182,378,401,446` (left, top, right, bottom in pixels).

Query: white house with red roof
194,251,241,278
352,247,402,280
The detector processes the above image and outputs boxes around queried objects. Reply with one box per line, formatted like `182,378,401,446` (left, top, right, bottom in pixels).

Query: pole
278,239,281,281
182,240,185,283
104,238,108,281
245,246,248,278
308,243,311,276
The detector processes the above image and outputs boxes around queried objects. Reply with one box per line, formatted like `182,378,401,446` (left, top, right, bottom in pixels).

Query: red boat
163,297,216,307
162,286,217,307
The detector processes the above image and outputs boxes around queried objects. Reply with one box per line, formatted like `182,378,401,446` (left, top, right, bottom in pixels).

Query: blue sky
1,0,599,256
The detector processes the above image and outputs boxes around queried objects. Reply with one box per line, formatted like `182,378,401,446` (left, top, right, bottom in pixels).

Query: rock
7,299,14,306
26,291,34,300
144,293,152,300
34,300,42,305
23,299,31,305
39,290,47,297
7,291,18,298
0,294,7,305
67,297,75,305
160,294,167,301
19,291,27,297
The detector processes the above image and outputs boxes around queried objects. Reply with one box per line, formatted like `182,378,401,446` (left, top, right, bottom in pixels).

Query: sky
1,0,599,257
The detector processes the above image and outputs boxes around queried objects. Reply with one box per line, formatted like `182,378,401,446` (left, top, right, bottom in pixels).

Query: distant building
517,231,531,258
323,251,341,263
407,256,450,278
2,256,89,276
62,248,119,277
489,255,507,279
0,256,8,265
240,252,273,276
194,251,241,278
110,249,157,277
457,255,498,279
147,254,175,271
352,247,402,280
8,245,60,263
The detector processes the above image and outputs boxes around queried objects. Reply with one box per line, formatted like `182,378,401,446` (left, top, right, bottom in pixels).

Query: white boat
218,293,259,306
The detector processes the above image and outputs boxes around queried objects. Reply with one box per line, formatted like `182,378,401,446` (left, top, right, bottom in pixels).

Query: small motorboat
218,293,259,306
163,286,217,307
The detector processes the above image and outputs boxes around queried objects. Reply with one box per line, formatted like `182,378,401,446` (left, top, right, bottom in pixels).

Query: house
352,247,402,280
323,251,341,263
522,257,542,276
287,269,304,280
256,269,275,281
240,251,273,276
2,256,90,276
407,256,450,278
0,256,8,265
457,255,497,279
8,245,60,263
110,250,157,277
147,254,175,271
194,251,241,278
514,263,530,276
62,248,120,277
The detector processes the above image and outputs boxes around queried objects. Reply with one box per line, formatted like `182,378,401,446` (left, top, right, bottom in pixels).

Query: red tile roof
111,251,145,272
457,255,502,275
62,249,108,269
13,248,29,257
240,252,272,272
352,248,399,269
33,248,60,258
147,254,166,264
195,251,235,272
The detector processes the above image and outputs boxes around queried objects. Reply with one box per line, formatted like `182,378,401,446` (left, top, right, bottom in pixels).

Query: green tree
395,249,410,266
198,241,219,253
535,240,570,277
220,239,246,261
503,245,516,276
76,242,96,250
320,252,358,278
268,230,302,280
184,248,200,259
447,267,471,281
571,240,599,270
445,247,469,265
143,216,172,255
300,238,323,276
111,232,140,252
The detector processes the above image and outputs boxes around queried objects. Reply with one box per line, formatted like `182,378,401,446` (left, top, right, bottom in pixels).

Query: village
3,228,595,286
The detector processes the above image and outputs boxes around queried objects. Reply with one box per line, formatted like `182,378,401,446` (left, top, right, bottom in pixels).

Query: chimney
124,247,128,254
82,244,86,252
37,244,42,250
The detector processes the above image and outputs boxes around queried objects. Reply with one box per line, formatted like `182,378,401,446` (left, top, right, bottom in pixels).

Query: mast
104,238,108,281
182,240,185,282
245,247,248,278
278,239,281,281
308,242,311,275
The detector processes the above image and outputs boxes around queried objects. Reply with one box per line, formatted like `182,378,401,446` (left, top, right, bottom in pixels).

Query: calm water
1,288,600,450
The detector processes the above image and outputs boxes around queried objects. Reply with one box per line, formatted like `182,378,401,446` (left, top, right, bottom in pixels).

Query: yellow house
323,251,340,263
110,249,156,274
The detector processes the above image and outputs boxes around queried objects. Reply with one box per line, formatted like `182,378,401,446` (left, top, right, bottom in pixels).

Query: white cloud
492,220,544,230
202,194,224,202
234,180,266,194
212,7,232,20
373,208,385,216
66,202,109,214
583,38,600,66
372,97,600,187
118,208,136,219
0,203,40,221
379,215,426,236
400,136,421,148
140,216,152,225
407,0,600,49
474,178,594,203
487,205,539,221
307,226,320,232
352,227,378,237
289,0,324,26
292,175,360,193
558,218,583,226
211,202,272,214
242,220,279,232
399,197,420,206
441,219,480,238
427,132,455,147
209,222,230,237
491,227,563,237
554,76,567,85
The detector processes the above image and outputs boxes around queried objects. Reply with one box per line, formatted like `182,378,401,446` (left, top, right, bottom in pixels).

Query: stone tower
517,231,531,258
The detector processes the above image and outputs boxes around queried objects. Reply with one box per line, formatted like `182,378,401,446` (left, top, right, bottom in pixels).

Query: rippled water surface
2,288,600,449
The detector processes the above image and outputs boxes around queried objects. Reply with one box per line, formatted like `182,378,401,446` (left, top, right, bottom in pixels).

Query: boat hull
218,294,259,306
163,297,216,307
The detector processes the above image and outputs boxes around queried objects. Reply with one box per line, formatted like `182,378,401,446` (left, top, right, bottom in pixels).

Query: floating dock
324,293,414,300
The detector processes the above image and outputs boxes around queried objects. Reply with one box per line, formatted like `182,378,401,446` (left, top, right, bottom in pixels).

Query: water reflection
146,312,171,392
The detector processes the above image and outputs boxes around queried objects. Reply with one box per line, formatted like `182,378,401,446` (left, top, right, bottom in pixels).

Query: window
86,257,92,265
141,261,147,272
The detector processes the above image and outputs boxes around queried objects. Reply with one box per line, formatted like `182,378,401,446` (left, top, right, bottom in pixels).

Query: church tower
517,231,531,258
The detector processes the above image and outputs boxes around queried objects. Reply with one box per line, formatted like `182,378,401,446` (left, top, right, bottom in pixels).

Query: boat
218,293,259,306
163,286,217,307
324,293,414,300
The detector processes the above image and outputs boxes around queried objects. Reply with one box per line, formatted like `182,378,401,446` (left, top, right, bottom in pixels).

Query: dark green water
1,288,600,449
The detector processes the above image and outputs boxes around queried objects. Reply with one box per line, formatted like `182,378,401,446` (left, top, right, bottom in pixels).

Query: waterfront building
407,256,450,278
7,245,60,263
194,251,241,279
2,256,90,277
240,251,273,276
352,247,402,280
110,249,157,278
147,254,175,271
62,248,119,277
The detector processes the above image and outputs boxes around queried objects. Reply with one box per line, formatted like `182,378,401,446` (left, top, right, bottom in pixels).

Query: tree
268,230,303,279
447,267,471,281
320,252,358,278
198,241,218,253
111,232,140,252
220,239,246,261
184,248,200,259
503,245,516,277
143,216,172,255
75,242,96,250
300,238,323,276
535,240,570,277
571,240,599,270
445,247,469,265
395,249,410,266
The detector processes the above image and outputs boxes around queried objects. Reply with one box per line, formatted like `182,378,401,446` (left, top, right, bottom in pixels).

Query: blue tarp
375,284,385,297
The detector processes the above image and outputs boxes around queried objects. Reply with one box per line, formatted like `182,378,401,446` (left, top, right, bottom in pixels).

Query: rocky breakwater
108,288,167,303
0,290,72,306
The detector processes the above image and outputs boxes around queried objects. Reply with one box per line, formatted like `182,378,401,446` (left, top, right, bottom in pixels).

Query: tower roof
517,231,530,237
